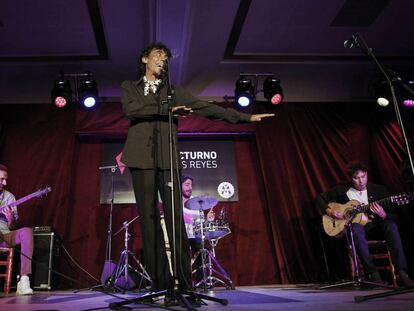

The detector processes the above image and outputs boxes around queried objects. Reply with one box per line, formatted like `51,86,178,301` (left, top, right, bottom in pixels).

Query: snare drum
194,220,231,240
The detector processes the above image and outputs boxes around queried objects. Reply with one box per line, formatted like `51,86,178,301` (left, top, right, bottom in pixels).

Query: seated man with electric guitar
316,162,414,288
0,164,34,295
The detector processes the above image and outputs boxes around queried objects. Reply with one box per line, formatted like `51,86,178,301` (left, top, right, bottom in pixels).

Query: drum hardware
112,215,152,290
190,203,234,291
76,165,123,293
184,195,218,211
194,220,230,240
192,238,234,290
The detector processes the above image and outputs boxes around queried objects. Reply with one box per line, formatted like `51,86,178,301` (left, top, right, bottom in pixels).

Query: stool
0,247,14,294
349,240,397,287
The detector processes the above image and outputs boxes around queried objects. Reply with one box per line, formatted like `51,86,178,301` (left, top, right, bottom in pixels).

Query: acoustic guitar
322,193,413,237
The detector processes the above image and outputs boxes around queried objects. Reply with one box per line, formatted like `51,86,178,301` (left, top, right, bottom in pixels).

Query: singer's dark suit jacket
121,79,251,169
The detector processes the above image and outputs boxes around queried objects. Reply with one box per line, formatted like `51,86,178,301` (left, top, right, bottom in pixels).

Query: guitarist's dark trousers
352,220,407,274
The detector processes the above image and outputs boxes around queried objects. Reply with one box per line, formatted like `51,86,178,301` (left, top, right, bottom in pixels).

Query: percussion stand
193,204,234,290
113,215,152,291
194,237,234,290
76,165,123,293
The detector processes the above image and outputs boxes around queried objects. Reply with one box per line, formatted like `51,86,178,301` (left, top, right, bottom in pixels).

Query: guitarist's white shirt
0,189,18,234
347,187,368,204
347,187,370,222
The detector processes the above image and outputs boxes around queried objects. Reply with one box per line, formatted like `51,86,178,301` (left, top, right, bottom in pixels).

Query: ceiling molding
223,0,413,63
0,0,108,62
222,54,414,64
331,0,390,27
223,0,251,60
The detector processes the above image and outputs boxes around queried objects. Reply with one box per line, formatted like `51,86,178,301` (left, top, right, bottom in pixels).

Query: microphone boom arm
349,33,414,178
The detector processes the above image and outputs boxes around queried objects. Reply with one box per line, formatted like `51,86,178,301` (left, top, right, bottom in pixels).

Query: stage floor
1,284,413,311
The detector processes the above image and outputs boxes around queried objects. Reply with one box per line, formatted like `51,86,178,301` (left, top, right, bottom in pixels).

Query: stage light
263,76,283,105
79,73,98,108
373,79,390,107
51,75,72,108
402,80,414,107
403,99,414,107
235,76,254,107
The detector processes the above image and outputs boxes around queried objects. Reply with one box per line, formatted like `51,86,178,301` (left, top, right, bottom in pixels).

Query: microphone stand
109,63,228,310
351,33,414,178
319,212,392,290
76,165,123,293
349,33,414,303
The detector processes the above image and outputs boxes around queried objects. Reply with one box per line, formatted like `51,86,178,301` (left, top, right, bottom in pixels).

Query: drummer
181,175,215,242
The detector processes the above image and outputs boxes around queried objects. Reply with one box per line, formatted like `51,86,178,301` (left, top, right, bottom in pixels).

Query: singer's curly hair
138,42,171,77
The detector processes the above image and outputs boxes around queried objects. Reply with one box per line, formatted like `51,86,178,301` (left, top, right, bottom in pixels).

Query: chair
349,240,397,287
0,247,14,294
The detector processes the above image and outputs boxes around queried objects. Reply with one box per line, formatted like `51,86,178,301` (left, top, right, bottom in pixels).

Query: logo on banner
217,182,235,199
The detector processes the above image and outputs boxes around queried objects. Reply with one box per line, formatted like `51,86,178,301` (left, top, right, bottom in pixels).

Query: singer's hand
172,105,193,117
250,113,275,122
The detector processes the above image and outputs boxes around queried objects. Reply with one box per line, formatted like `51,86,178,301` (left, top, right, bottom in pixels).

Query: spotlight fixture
235,76,255,107
231,73,284,109
51,74,72,108
78,73,98,108
263,76,283,105
402,80,414,107
373,79,390,107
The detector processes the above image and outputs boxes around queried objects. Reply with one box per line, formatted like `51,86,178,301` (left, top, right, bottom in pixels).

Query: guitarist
316,162,414,287
0,164,34,295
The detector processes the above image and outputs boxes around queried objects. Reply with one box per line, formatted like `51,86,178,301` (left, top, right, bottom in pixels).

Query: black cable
0,234,97,288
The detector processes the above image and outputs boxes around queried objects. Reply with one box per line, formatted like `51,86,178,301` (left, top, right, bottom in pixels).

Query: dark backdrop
0,101,413,288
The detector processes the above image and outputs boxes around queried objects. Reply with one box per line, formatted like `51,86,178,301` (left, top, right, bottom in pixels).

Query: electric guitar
0,187,52,213
322,192,413,237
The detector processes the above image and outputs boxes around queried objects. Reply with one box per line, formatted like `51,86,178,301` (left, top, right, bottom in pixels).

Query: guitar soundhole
344,208,354,219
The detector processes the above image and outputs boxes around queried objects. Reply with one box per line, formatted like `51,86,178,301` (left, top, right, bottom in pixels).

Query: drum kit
185,195,234,290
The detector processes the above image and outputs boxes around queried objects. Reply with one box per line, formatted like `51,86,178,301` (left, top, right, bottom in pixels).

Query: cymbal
184,195,218,210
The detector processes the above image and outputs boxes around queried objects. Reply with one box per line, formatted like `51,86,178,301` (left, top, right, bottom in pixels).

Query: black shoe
368,271,383,283
397,270,414,288
184,295,203,308
164,292,180,307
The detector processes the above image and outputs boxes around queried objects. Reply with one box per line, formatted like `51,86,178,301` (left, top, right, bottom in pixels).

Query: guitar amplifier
33,226,54,233
31,231,60,290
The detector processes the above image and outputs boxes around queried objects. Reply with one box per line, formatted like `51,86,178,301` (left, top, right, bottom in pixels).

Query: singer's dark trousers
130,168,192,291
351,220,408,275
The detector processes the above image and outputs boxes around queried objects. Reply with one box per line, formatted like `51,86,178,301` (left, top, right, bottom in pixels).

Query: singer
120,42,273,302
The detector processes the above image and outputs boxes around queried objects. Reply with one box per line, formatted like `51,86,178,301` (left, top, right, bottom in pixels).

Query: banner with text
99,138,238,204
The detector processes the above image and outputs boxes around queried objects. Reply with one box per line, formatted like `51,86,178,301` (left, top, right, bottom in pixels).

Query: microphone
344,34,359,49
160,61,169,73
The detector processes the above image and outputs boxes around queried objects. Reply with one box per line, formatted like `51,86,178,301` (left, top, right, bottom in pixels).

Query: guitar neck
359,196,393,213
1,191,43,210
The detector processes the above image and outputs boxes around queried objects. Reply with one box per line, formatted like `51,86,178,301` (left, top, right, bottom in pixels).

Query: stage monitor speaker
32,232,60,290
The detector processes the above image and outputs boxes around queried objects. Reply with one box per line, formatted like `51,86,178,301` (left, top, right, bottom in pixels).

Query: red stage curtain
0,102,413,288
